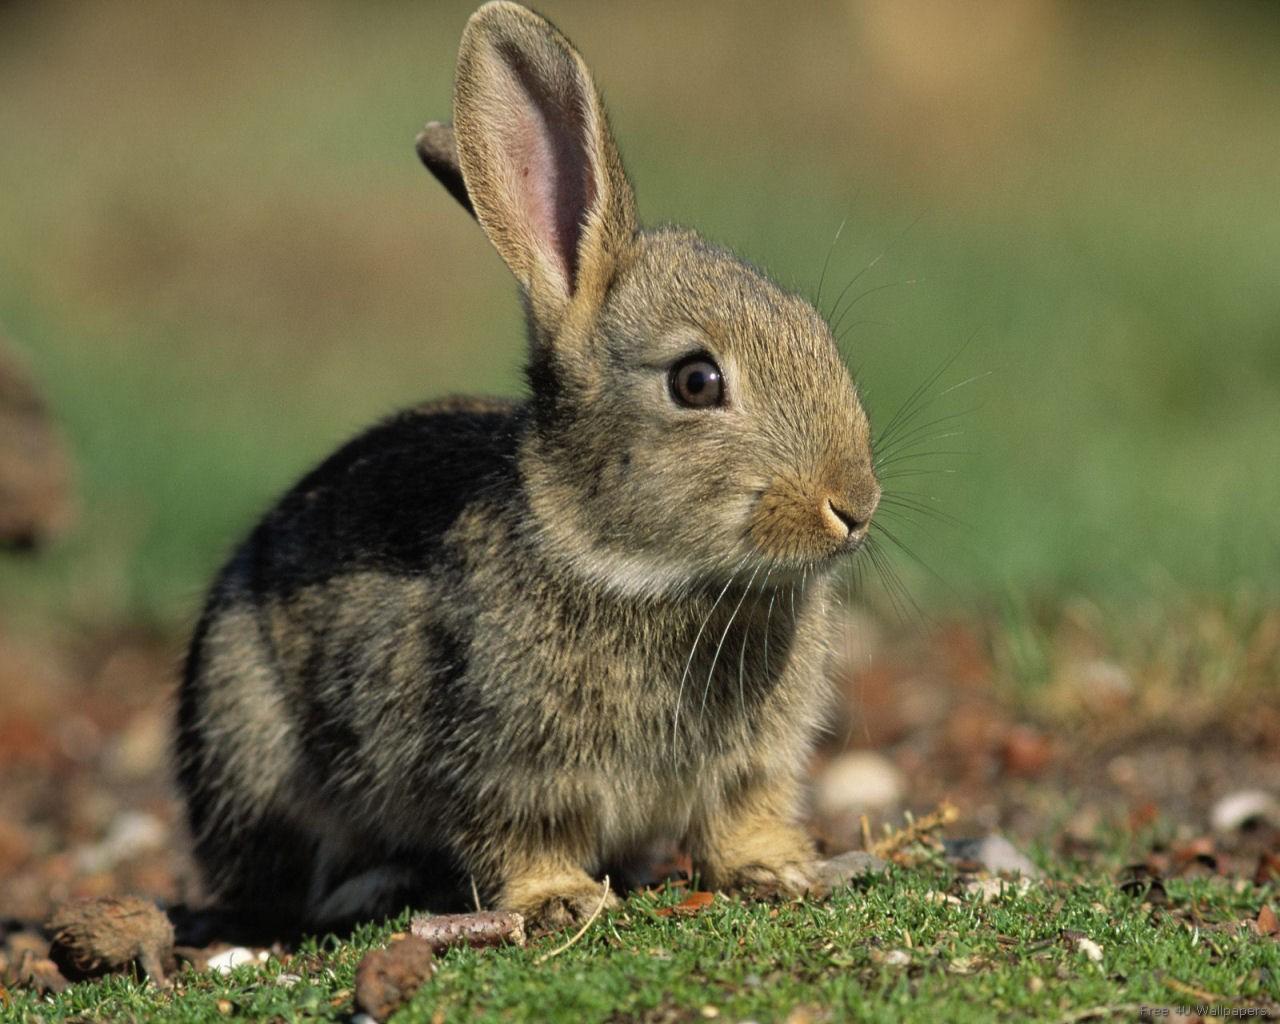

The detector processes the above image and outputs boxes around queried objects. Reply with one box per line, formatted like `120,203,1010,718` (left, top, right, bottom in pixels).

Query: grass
9,866,1278,1023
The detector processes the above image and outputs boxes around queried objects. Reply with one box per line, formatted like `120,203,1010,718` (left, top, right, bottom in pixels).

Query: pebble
1210,790,1280,833
1075,936,1103,963
1069,659,1134,713
207,947,268,975
813,851,889,893
943,835,1041,878
813,752,904,817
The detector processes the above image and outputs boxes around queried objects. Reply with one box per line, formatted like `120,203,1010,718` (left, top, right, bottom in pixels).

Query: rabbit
175,0,880,935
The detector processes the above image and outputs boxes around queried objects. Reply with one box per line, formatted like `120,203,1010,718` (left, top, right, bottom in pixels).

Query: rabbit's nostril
824,498,863,537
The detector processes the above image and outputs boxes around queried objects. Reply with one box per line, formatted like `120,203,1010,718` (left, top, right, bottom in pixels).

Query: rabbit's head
438,2,879,597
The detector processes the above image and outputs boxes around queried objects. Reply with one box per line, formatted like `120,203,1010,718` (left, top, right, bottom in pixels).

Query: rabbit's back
176,398,525,921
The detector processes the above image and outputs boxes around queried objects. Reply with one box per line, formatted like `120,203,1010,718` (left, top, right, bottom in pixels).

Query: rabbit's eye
670,355,724,409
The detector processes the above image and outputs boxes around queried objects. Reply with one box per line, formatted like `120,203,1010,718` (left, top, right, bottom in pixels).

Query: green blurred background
2,0,1278,633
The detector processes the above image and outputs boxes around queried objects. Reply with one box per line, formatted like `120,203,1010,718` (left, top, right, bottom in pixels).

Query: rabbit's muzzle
748,470,880,564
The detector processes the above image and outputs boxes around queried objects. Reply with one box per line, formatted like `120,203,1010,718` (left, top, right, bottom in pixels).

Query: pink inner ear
502,45,597,296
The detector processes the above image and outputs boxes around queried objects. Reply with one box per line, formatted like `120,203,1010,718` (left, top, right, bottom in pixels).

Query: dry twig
870,801,959,860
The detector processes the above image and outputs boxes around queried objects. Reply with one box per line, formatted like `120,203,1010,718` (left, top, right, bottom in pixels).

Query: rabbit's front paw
526,884,619,933
502,867,617,934
723,859,820,900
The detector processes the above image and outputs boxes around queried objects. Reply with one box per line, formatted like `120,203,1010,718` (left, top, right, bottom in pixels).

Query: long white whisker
699,561,764,723
671,557,749,740
736,562,776,720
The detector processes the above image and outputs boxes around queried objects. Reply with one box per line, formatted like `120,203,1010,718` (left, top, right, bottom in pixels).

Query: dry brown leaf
655,891,715,917
1254,851,1280,886
1256,905,1278,937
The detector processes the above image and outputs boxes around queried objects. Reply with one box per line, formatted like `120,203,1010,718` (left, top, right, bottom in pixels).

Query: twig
534,876,611,965
870,800,959,860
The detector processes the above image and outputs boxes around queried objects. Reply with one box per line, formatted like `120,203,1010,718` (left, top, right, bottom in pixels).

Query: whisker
831,278,919,339
873,404,979,461
824,214,922,326
736,561,776,719
873,331,980,454
699,561,764,723
878,494,966,530
672,557,748,739
814,216,848,311
874,520,952,593
877,467,959,482
874,430,966,468
762,586,778,683
866,536,930,635
873,448,973,471
937,370,994,399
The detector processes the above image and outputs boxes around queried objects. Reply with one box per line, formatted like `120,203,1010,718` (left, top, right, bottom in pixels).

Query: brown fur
175,1,879,934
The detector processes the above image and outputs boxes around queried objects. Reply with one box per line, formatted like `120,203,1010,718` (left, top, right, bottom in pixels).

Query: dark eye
669,355,725,409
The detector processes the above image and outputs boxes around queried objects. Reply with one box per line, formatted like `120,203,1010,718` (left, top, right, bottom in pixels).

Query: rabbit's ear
453,1,636,333
416,121,476,218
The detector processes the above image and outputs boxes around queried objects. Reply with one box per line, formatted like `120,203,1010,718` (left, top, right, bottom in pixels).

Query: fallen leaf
1256,905,1278,937
1000,725,1053,777
655,891,714,917
1254,851,1280,886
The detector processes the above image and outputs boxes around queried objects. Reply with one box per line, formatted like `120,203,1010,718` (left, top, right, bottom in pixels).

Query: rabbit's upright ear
453,2,636,335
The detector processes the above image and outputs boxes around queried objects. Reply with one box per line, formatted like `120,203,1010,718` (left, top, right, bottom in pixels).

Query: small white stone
275,973,302,988
1076,936,1103,963
882,949,911,967
959,835,1040,877
814,752,904,817
207,947,261,975
1210,790,1280,833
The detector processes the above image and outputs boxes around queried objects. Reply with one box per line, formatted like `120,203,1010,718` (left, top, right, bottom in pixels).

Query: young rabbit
176,0,880,933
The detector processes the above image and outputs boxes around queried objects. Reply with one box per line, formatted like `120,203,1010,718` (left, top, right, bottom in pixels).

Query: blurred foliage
1,0,1278,629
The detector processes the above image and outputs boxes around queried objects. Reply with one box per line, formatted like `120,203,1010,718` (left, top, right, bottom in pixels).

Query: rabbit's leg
491,852,618,933
688,774,819,898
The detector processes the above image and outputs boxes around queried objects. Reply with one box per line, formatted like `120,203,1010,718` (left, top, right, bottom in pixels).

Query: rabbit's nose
821,489,878,543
